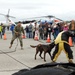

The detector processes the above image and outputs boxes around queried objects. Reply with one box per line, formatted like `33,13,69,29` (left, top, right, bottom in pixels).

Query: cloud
0,0,75,21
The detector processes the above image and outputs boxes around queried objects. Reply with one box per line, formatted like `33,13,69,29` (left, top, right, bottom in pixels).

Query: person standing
46,24,52,40
33,22,38,39
10,24,15,36
52,24,60,40
28,22,33,38
0,24,3,39
9,21,25,50
25,25,29,38
1,23,6,36
39,24,43,40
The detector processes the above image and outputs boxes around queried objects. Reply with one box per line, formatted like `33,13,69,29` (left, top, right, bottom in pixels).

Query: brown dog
30,42,55,62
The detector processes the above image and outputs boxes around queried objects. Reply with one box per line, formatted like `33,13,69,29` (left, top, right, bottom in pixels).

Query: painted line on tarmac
38,40,45,43
0,50,16,54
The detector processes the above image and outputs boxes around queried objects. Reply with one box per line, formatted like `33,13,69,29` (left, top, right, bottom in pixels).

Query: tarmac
0,30,75,75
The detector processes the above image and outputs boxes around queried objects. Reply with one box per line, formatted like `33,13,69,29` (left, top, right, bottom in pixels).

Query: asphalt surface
0,30,75,75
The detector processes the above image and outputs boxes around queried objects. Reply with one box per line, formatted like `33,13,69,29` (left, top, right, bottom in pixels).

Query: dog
30,42,55,62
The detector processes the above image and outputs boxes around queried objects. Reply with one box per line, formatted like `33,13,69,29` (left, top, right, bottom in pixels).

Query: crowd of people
0,20,75,44
25,20,75,44
0,20,75,46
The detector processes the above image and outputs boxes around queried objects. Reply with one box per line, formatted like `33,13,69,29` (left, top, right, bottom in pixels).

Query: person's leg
54,33,56,40
52,43,63,62
41,33,43,39
12,31,14,36
18,35,23,49
33,31,35,39
64,43,73,63
0,32,2,39
30,32,33,38
44,34,46,40
27,32,29,38
73,37,75,45
49,32,51,40
9,36,17,48
0,32,1,39
29,32,30,38
26,32,28,38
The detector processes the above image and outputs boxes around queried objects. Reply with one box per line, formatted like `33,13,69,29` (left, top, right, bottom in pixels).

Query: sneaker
69,59,73,63
9,45,12,48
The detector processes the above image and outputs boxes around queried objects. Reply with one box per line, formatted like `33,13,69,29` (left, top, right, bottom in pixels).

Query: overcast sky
0,0,75,22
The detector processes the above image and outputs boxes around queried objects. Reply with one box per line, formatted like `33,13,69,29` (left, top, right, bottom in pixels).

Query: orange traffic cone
46,34,51,43
3,33,7,40
69,37,73,46
34,33,38,41
22,35,26,39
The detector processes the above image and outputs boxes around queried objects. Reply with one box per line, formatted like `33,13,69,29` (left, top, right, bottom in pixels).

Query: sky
0,0,75,22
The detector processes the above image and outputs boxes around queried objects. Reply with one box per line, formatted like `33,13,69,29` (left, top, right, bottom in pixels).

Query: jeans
26,32,29,38
0,32,2,39
29,31,32,38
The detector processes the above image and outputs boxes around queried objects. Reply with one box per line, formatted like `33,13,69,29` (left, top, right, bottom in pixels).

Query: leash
0,38,19,54
14,38,18,51
0,49,31,72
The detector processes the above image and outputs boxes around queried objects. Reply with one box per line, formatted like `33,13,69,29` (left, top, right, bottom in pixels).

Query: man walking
9,21,25,50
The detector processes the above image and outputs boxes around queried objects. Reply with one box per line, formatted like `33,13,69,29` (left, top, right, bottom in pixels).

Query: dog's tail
30,45,37,48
